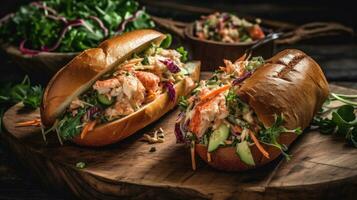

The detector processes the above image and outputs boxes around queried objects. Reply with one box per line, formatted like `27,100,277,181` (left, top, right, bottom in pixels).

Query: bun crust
41,30,165,126
196,49,329,171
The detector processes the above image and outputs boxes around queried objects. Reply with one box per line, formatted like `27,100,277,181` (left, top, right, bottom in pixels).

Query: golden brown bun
196,49,329,171
41,30,166,126
73,61,201,146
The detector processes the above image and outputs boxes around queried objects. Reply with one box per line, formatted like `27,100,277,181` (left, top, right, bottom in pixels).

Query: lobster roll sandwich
176,49,329,171
41,29,200,147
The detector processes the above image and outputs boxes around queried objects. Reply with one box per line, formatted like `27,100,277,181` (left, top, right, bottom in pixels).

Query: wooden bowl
2,44,78,78
184,23,274,71
180,19,352,71
1,18,181,81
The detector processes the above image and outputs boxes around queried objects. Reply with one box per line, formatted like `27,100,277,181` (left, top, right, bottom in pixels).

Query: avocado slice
207,124,229,152
97,94,114,105
236,141,255,166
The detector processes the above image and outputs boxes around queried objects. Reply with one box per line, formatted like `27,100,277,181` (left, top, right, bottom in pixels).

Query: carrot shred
200,85,230,102
248,130,270,159
16,118,41,127
207,152,212,162
88,120,97,131
191,141,196,170
80,121,96,139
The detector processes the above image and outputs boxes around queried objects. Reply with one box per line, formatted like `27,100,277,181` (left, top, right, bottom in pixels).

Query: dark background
1,0,357,83
2,1,357,29
0,0,356,199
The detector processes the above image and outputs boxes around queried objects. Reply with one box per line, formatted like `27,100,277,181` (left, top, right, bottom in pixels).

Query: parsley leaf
259,114,302,159
57,108,86,140
0,76,43,132
226,89,248,116
178,96,189,111
245,56,264,71
22,85,43,109
160,34,172,49
312,93,357,147
176,46,188,62
0,76,43,109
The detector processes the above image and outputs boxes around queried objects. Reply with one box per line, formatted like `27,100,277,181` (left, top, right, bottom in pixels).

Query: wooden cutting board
1,84,357,200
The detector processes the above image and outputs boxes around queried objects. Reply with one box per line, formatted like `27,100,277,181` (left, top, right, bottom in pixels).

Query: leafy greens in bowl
0,0,155,54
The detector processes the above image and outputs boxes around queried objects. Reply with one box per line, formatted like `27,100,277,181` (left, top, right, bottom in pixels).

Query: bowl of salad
0,0,155,78
185,12,274,71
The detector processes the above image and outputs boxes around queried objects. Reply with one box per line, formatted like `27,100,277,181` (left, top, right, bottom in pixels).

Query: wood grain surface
1,83,357,200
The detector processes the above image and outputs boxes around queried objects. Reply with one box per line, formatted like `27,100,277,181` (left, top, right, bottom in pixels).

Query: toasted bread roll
41,29,201,147
196,49,329,171
41,30,166,126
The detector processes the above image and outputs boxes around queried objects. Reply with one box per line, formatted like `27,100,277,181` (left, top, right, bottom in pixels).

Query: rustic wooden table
0,1,357,198
1,43,357,199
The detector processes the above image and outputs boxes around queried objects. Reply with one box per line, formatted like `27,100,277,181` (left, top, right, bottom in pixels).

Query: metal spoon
235,32,283,62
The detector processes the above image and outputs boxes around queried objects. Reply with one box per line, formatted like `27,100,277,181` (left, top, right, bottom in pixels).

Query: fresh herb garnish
160,34,172,49
142,56,149,65
226,89,238,112
178,96,189,111
76,161,86,169
259,114,302,159
226,89,248,115
57,108,86,140
191,85,201,95
0,0,155,53
312,93,357,147
0,76,43,109
206,75,218,85
176,46,188,62
245,56,264,71
0,76,43,132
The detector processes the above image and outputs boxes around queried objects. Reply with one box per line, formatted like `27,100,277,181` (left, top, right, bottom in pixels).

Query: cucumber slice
236,141,255,166
97,94,113,105
207,124,229,152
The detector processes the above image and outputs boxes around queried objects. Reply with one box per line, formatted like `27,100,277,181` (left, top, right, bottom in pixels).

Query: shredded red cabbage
116,10,144,34
30,2,58,15
89,16,109,37
176,111,184,121
41,19,87,52
19,19,91,55
160,59,181,73
13,2,147,55
14,4,147,55
45,14,68,24
175,118,191,144
221,13,230,22
232,71,252,85
174,122,185,143
86,106,101,121
164,81,176,102
17,2,100,54
19,40,42,55
30,2,72,26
